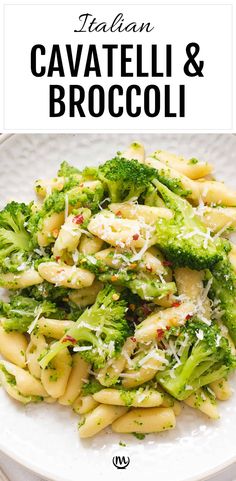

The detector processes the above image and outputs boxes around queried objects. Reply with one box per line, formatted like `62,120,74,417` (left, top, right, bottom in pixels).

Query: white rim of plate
0,132,235,481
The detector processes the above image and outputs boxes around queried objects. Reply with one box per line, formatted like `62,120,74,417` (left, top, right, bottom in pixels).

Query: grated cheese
27,307,43,334
73,345,93,352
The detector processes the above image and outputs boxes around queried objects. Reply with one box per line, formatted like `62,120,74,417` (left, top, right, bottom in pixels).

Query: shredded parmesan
73,345,92,352
27,307,43,334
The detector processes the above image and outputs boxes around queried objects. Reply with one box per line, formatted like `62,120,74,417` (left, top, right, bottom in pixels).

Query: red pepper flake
62,335,77,344
133,234,139,241
156,328,165,340
166,326,170,331
130,336,136,342
162,260,172,267
73,214,84,225
55,256,61,262
172,301,181,308
116,211,122,217
146,266,153,272
185,314,192,320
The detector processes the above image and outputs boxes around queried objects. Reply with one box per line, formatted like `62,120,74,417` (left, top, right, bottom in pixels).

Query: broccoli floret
28,182,104,241
19,282,84,321
75,253,105,276
144,184,166,207
153,180,223,270
43,182,104,214
81,166,99,180
39,285,132,370
98,157,157,202
151,166,191,197
99,269,176,301
0,295,62,332
21,281,70,302
57,161,81,177
0,202,34,273
209,246,236,344
76,252,176,302
156,319,236,400
81,378,103,396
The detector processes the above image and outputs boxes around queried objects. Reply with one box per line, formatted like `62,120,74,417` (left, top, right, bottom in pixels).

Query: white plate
0,133,236,481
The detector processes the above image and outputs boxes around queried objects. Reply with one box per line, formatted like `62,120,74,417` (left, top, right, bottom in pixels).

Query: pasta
93,387,164,407
73,395,99,414
200,206,236,233
184,389,219,419
97,337,137,386
122,141,145,163
135,301,195,343
53,214,84,258
35,177,65,198
0,360,47,402
37,318,75,339
150,150,212,179
79,404,128,438
209,378,232,401
41,348,72,398
38,262,95,288
59,353,90,405
0,326,27,368
174,268,211,319
88,211,157,248
121,349,167,389
78,234,104,255
26,332,48,378
37,212,65,247
0,142,236,440
111,407,176,433
108,202,173,224
68,280,103,307
145,156,200,204
197,180,236,206
0,269,43,289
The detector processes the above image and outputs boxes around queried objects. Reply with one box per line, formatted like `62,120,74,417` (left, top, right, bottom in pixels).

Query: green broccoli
99,269,176,301
19,282,84,322
150,166,191,197
39,285,132,370
0,202,34,273
144,184,166,207
57,161,81,177
209,246,236,344
0,295,62,332
156,319,236,400
81,378,103,396
98,157,157,202
153,180,223,270
76,252,176,302
21,281,72,302
28,181,104,242
81,166,99,180
42,181,104,214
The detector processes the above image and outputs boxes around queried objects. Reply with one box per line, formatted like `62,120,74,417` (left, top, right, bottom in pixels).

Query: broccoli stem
39,327,97,369
99,271,176,301
128,279,176,300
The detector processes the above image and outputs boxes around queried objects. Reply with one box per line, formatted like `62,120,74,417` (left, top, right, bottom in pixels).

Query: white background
1,2,234,132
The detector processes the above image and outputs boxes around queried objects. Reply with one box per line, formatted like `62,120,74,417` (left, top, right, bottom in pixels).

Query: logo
112,456,130,469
